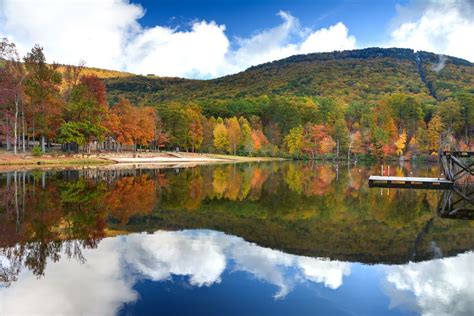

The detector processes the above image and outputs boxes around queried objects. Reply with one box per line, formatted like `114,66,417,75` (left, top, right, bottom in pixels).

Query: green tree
156,102,189,150
24,45,62,152
385,94,423,140
423,115,443,153
437,100,462,147
61,75,109,152
457,93,474,145
57,122,86,147
332,117,350,155
239,117,253,154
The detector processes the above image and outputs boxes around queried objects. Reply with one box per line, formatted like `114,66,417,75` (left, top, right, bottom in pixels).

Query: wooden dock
368,175,453,189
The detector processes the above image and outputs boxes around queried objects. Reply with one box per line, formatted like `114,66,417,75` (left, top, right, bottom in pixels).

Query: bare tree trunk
22,171,25,221
32,119,35,149
14,171,19,231
348,136,352,162
21,104,26,152
465,125,469,146
41,135,46,152
13,98,19,155
6,114,11,151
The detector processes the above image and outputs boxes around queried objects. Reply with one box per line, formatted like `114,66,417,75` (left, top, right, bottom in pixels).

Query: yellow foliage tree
395,130,407,156
213,123,230,153
226,117,242,155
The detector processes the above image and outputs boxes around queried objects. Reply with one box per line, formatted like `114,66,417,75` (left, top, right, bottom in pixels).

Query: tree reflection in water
0,162,473,286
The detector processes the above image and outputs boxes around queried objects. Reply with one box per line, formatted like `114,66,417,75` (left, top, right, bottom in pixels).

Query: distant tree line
1,38,473,159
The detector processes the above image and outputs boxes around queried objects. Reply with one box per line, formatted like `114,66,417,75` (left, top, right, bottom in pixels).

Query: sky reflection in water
1,230,472,316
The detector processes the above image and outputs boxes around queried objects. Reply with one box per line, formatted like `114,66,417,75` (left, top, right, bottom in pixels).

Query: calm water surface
0,162,473,315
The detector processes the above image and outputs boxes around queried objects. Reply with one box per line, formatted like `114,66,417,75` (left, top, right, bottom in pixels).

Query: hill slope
103,47,474,105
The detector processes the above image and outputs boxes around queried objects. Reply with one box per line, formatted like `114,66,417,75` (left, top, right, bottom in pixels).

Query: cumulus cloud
123,230,351,299
123,230,227,286
0,239,137,316
0,0,143,70
0,230,352,314
389,0,474,62
0,0,356,78
384,252,474,316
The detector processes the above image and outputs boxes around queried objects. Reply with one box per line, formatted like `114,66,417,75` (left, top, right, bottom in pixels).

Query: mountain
103,47,474,106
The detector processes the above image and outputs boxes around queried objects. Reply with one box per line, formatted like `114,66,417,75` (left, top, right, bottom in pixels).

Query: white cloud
2,229,472,315
0,230,352,314
0,239,137,316
0,1,356,78
0,0,143,70
123,230,227,286
298,256,351,289
124,21,230,78
299,22,356,54
1,0,472,79
384,252,474,316
389,0,474,62
123,230,351,299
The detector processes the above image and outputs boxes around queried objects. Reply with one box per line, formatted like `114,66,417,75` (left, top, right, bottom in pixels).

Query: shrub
32,146,42,156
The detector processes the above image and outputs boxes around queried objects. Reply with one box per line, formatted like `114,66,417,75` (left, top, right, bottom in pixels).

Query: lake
0,162,473,315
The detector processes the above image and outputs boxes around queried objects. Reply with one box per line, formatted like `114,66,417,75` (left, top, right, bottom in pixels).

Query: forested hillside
105,48,474,104
1,40,473,159
104,47,474,159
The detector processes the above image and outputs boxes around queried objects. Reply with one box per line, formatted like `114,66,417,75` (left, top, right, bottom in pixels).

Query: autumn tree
201,116,216,152
63,60,85,102
239,117,252,154
134,106,156,149
385,94,423,141
395,130,407,157
186,107,203,152
109,98,136,150
213,122,229,153
331,117,349,156
251,129,269,152
419,115,443,153
370,101,398,159
0,38,25,154
226,117,242,155
24,45,62,152
59,75,109,152
285,126,303,157
154,115,170,151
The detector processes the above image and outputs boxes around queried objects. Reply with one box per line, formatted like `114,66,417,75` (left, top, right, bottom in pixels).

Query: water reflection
0,229,472,315
0,162,473,283
384,251,474,316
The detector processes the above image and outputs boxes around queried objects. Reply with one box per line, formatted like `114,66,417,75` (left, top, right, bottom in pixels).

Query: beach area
0,150,282,171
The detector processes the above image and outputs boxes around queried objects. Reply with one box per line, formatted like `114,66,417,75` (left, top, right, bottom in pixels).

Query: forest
1,39,473,160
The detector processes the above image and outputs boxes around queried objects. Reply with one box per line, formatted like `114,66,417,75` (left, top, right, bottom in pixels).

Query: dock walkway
368,175,453,189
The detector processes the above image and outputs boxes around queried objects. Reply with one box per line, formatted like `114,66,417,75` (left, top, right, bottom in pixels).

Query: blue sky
136,0,405,47
0,0,472,79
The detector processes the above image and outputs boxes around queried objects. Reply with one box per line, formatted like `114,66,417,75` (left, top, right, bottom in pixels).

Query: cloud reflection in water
0,230,472,316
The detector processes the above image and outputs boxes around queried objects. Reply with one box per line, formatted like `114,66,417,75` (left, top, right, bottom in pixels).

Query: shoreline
0,151,285,171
